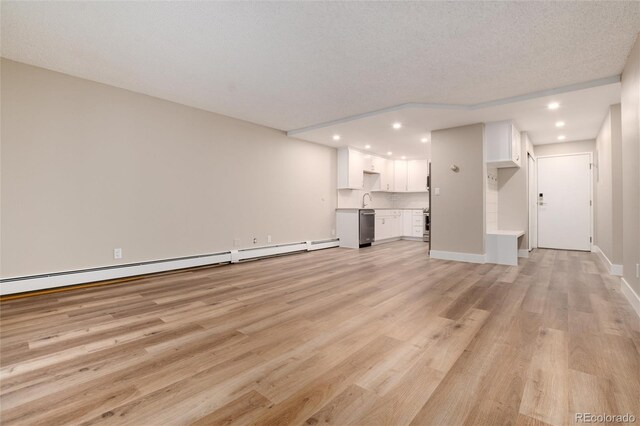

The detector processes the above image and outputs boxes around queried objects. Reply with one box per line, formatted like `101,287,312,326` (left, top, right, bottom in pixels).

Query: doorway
537,153,592,251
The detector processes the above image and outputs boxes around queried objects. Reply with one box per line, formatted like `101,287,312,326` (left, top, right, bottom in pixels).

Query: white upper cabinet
407,159,429,192
378,159,394,192
338,147,429,192
485,120,522,168
371,156,385,173
337,147,364,189
393,160,408,192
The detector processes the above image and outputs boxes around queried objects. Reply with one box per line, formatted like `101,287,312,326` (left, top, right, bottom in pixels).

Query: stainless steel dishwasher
359,209,375,247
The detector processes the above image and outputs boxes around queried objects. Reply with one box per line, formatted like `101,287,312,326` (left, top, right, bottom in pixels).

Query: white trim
0,253,231,296
527,153,538,250
429,250,486,264
0,238,340,296
401,236,425,242
518,249,529,258
372,237,402,245
372,236,426,246
235,242,308,262
611,264,624,276
307,240,341,251
593,245,623,276
287,75,620,136
621,277,640,318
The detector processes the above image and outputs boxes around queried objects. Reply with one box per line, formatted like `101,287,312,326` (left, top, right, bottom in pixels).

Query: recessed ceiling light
364,144,371,149
332,134,341,141
547,102,560,110
555,121,565,128
557,135,566,140
421,138,428,143
401,156,406,160
387,151,393,155
392,122,402,129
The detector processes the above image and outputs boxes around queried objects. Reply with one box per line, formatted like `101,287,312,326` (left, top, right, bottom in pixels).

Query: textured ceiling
2,1,639,131
291,83,621,159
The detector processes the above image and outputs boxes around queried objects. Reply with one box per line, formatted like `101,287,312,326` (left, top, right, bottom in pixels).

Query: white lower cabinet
374,210,402,240
376,209,424,241
374,216,390,241
402,211,413,236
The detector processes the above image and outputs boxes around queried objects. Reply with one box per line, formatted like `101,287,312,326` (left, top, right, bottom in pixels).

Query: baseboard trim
0,238,339,296
621,277,640,318
373,236,426,245
518,249,529,258
430,250,486,264
401,236,426,242
372,237,403,245
593,245,623,276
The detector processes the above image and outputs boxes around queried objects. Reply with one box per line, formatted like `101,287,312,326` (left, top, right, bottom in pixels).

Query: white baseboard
372,236,425,245
593,245,623,276
621,277,640,318
518,249,529,258
307,239,341,251
372,237,402,245
430,250,486,264
0,238,339,296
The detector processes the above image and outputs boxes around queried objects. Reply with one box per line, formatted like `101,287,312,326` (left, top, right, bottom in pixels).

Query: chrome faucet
362,192,372,208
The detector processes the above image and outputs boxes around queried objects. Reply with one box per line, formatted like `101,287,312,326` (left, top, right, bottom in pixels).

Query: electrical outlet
331,229,336,236
434,188,441,196
233,238,240,247
636,263,640,278
113,248,122,259
253,237,257,244
267,235,272,243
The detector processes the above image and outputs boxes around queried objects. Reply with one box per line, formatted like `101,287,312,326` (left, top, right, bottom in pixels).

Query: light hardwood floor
1,241,639,425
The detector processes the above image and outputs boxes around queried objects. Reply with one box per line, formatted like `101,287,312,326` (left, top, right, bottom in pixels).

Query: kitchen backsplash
337,189,428,209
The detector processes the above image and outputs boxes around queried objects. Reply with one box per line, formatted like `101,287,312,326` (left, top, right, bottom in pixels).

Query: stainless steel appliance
359,209,375,247
423,209,430,242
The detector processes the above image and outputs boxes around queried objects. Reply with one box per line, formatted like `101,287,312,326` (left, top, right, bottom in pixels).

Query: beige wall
620,34,640,295
534,140,596,157
0,59,337,278
431,123,485,255
595,104,623,265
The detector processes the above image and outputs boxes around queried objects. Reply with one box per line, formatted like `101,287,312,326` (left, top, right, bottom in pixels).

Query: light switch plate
434,188,440,196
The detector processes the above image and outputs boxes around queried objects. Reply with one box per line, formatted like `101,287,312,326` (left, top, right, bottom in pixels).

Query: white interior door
528,154,537,250
537,153,592,251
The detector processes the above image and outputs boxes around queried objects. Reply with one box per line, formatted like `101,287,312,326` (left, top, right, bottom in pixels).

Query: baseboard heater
0,238,340,296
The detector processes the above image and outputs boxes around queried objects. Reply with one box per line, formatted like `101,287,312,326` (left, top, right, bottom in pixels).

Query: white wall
620,33,640,296
486,167,498,231
496,132,530,250
1,59,337,279
595,104,623,265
